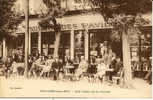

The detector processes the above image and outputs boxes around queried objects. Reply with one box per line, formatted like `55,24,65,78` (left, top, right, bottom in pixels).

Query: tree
39,0,65,58
88,0,152,88
0,0,22,60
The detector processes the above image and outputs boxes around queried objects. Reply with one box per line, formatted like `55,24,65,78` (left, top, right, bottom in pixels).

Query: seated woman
29,55,45,77
75,56,88,80
96,60,107,82
40,55,54,77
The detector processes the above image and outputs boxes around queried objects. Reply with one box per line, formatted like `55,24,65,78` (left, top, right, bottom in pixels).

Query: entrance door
31,32,38,55
59,31,70,59
89,29,112,64
42,32,55,56
74,30,85,62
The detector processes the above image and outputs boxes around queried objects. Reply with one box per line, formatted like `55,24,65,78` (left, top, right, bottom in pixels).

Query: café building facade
12,13,112,60
3,12,151,62
1,0,152,63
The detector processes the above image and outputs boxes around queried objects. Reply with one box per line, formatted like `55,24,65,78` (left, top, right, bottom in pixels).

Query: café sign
61,22,111,30
16,14,112,33
16,22,111,33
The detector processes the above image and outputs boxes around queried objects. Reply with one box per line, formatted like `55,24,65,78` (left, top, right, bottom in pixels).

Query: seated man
58,58,64,73
111,57,124,84
75,56,88,80
114,57,123,77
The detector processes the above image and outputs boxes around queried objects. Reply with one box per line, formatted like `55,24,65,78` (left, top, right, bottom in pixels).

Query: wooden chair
112,69,124,85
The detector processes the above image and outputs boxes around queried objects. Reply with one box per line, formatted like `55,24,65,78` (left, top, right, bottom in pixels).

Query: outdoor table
106,68,114,71
34,63,46,69
13,63,25,68
12,63,25,75
65,65,74,69
73,63,79,70
105,68,114,74
73,63,79,65
64,65,75,76
12,63,25,72
37,64,46,69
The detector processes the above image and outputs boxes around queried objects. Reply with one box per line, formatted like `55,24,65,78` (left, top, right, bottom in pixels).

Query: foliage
39,0,66,32
89,0,152,19
88,0,152,42
88,0,152,88
0,0,23,41
109,14,150,42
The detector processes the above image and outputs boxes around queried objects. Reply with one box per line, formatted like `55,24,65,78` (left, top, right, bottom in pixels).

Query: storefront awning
56,13,111,30
16,13,152,33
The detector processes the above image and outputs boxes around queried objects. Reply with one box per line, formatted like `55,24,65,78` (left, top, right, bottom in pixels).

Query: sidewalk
0,76,152,98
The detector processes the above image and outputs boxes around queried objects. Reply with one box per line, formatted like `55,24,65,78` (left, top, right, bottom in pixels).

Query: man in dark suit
5,57,13,78
52,57,59,80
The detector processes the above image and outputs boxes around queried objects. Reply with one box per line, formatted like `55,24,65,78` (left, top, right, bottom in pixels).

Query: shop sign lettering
17,22,111,33
61,22,111,30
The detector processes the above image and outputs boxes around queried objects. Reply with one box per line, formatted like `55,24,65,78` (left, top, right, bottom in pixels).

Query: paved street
0,76,152,98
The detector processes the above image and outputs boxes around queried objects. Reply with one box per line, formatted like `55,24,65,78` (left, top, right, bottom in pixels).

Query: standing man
4,57,13,78
52,57,59,80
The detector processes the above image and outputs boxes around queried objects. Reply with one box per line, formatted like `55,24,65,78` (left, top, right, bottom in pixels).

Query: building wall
14,0,48,14
11,0,152,61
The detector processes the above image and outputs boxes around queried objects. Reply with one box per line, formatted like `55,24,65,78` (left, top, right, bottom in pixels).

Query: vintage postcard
0,0,152,98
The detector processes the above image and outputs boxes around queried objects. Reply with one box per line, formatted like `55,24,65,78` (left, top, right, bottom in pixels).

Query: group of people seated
28,55,63,80
0,41,125,84
0,52,123,83
74,55,123,83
